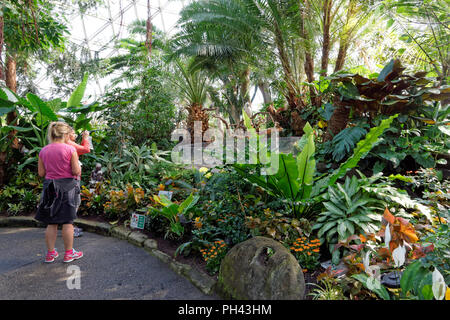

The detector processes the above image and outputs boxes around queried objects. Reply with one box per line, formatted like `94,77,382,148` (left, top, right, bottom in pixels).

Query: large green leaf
0,87,19,104
178,193,199,214
26,93,58,122
67,73,88,108
296,122,315,200
331,126,367,162
276,153,299,200
328,114,398,186
1,125,34,133
400,260,429,296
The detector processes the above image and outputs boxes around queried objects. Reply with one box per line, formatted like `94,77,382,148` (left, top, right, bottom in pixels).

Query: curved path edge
0,216,219,297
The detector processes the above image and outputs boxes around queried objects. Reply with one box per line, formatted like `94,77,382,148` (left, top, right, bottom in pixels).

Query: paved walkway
0,227,219,300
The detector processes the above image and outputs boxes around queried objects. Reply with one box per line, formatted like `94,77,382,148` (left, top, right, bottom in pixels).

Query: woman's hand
81,131,89,139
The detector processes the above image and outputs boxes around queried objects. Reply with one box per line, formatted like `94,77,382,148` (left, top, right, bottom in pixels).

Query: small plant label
131,212,146,229
158,190,173,200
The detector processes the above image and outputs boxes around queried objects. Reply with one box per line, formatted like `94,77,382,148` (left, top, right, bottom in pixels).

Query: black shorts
47,221,74,226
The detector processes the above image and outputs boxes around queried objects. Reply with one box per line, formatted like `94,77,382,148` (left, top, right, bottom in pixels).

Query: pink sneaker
63,249,83,263
45,250,59,263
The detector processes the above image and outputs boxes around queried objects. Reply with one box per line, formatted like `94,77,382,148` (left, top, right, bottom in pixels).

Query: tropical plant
233,122,318,219
381,0,449,82
313,175,385,263
289,237,321,271
173,0,380,134
170,59,210,139
323,59,449,141
0,73,96,172
308,267,348,300
246,209,311,244
103,184,146,221
199,240,229,275
147,193,200,238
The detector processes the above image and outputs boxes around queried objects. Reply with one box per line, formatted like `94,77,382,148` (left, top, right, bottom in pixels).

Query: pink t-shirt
39,143,78,180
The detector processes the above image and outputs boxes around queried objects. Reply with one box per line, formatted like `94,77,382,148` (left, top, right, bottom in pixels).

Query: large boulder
217,236,305,300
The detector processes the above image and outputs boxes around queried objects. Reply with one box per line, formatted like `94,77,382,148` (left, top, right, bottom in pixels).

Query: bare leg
45,224,58,252
62,224,74,252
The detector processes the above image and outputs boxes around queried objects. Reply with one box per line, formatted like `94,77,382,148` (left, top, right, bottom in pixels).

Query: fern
331,126,368,162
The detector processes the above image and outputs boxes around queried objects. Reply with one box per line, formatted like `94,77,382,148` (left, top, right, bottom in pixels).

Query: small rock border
0,216,218,297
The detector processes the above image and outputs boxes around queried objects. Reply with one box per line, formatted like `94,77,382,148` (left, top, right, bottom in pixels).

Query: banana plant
59,72,106,132
0,73,99,170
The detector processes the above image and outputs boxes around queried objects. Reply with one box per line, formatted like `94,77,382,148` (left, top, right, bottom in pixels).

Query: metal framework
35,0,188,99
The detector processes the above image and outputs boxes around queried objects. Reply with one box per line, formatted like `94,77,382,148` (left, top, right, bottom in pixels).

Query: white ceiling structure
33,0,264,111
36,0,188,100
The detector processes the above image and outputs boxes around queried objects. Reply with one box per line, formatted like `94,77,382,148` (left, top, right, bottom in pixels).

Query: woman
67,129,91,157
35,121,84,263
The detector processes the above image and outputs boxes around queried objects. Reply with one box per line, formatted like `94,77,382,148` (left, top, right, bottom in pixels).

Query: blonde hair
47,121,73,143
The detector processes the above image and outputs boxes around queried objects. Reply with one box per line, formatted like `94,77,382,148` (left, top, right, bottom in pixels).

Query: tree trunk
145,0,152,58
0,53,19,186
274,23,300,111
300,0,320,107
258,81,272,105
333,0,356,73
334,41,349,72
187,103,209,141
300,1,315,84
324,99,350,141
240,67,251,105
5,53,17,93
0,16,4,81
229,103,241,127
321,0,332,77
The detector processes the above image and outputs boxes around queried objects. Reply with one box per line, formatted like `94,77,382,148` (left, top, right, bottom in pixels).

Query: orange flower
359,234,367,243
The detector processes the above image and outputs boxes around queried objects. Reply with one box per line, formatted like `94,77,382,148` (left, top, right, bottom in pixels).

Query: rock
217,236,305,300
111,226,132,240
143,238,158,251
127,231,147,247
74,219,111,236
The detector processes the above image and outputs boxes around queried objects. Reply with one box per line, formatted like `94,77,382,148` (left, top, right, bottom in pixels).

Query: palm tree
172,0,310,134
171,59,210,140
381,0,449,83
172,0,382,137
